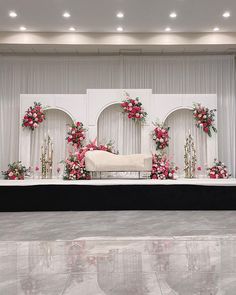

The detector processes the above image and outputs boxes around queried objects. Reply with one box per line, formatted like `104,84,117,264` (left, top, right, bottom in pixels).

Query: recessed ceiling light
69,27,75,31
20,26,26,31
117,26,123,32
223,11,230,18
213,27,220,32
169,12,177,18
165,27,171,32
116,12,124,18
9,11,17,18
63,12,71,18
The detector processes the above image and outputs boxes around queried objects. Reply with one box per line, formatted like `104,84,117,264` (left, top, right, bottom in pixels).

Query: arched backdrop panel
97,104,141,154
30,109,73,176
165,108,208,176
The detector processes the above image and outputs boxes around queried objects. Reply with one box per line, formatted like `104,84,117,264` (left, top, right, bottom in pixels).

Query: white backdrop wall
0,55,235,175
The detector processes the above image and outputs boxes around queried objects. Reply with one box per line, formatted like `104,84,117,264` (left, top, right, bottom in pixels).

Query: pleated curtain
0,55,235,176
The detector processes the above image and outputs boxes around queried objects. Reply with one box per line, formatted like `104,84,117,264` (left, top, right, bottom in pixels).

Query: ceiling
0,0,236,33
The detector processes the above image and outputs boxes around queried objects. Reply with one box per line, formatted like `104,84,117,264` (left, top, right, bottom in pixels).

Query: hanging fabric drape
0,55,235,175
97,104,141,155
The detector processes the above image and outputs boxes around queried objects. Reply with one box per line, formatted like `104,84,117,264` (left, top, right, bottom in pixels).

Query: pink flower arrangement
120,93,147,122
66,121,86,148
22,102,46,131
207,159,230,179
152,123,170,150
63,139,114,180
150,154,177,180
193,103,217,136
2,161,27,180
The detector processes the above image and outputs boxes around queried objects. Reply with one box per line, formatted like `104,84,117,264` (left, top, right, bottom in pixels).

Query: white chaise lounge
85,150,152,176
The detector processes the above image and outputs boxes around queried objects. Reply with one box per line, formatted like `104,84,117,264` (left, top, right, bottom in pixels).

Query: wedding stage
1,178,236,211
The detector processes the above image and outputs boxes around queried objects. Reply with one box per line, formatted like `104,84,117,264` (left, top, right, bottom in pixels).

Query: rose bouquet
2,161,27,180
66,121,87,148
121,93,147,122
22,102,46,131
193,103,217,136
150,154,177,180
207,159,230,179
152,123,170,150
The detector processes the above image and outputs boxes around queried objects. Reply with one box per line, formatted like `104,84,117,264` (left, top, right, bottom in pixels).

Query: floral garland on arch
22,102,46,131
2,161,27,180
207,159,231,179
66,121,87,148
121,93,147,122
152,123,170,150
193,103,217,137
63,139,115,180
150,154,177,180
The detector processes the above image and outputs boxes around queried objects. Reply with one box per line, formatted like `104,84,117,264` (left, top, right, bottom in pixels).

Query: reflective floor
0,211,236,294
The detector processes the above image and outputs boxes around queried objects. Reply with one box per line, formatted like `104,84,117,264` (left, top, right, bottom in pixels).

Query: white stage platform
0,178,236,186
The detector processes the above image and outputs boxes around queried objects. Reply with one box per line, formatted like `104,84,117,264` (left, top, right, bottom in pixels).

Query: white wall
20,91,217,167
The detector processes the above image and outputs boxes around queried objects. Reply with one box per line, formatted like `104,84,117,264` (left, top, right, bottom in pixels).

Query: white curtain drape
30,109,73,177
97,104,141,154
0,55,235,176
165,109,208,176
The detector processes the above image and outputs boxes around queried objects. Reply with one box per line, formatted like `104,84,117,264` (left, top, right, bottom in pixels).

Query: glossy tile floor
1,211,236,294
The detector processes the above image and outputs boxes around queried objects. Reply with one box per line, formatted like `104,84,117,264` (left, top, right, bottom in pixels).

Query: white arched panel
165,108,208,176
30,109,73,177
97,104,141,154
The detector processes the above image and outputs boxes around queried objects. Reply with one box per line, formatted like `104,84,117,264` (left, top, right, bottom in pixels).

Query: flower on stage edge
207,159,231,179
2,161,27,180
150,154,177,180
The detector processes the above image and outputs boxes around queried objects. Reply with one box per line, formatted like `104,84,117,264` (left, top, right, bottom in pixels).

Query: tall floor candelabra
184,133,197,178
40,135,53,179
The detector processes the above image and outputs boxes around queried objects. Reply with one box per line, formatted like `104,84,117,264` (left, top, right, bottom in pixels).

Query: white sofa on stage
85,150,152,173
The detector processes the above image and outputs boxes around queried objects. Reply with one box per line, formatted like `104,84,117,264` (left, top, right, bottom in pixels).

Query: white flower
198,114,202,118
200,123,203,127
153,136,156,140
134,100,138,104
169,173,172,177
8,172,13,177
160,138,164,143
128,103,132,107
33,123,38,128
69,135,73,139
35,118,38,121
161,129,165,132
140,114,143,118
33,113,37,118
136,113,140,117
79,137,84,140
72,130,75,134
203,115,207,119
28,112,32,116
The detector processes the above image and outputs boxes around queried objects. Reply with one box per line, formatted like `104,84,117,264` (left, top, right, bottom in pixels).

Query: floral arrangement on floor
150,154,177,180
22,102,46,131
152,123,170,150
193,103,217,136
66,121,87,148
207,159,231,179
63,140,115,180
121,93,147,122
2,161,27,180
